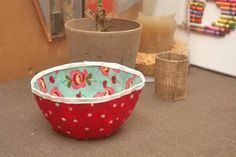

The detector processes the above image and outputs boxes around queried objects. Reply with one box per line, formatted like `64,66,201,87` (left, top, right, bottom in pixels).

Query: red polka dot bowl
31,62,145,139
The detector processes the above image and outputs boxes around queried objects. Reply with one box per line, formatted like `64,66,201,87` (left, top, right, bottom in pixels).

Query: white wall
147,0,236,77
190,2,236,77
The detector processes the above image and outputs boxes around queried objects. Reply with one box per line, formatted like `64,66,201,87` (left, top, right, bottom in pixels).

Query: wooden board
0,0,69,83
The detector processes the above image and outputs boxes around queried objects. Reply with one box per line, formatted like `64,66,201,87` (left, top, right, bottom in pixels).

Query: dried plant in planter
85,0,112,31
65,0,142,68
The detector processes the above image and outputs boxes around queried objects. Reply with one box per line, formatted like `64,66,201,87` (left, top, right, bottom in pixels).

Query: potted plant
65,0,142,68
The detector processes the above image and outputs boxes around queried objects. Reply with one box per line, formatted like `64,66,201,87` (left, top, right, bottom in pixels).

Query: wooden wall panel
0,0,69,83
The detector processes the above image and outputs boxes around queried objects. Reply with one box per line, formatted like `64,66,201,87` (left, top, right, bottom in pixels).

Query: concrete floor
0,67,236,157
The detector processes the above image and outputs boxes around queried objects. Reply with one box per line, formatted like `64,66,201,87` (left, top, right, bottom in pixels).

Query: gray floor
0,67,236,157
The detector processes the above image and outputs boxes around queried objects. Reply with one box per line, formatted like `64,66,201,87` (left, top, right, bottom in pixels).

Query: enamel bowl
31,62,145,139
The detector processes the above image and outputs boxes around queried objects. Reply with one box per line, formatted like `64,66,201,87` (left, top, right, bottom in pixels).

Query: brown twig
84,5,112,32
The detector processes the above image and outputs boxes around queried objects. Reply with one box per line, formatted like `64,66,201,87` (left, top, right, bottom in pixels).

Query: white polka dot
84,127,90,131
90,103,94,107
99,128,104,132
73,119,78,123
49,110,52,115
87,113,93,117
128,110,132,114
66,131,71,134
116,117,119,121
121,103,125,107
61,117,66,122
44,113,48,117
113,103,117,108
101,114,106,119
68,107,73,111
57,126,62,129
130,94,134,99
55,103,60,107
109,120,113,124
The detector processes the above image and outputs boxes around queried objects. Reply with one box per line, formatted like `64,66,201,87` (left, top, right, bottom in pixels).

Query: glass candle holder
135,0,190,76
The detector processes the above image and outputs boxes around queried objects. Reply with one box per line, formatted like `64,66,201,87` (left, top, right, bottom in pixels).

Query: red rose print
94,92,105,97
104,87,115,96
125,78,133,89
125,75,137,89
95,80,115,98
70,69,88,89
94,87,115,97
38,77,47,93
50,87,63,97
112,69,121,73
49,76,55,84
100,66,110,76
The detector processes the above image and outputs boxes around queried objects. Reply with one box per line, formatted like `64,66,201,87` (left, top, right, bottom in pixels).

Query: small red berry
103,80,107,88
76,92,81,98
49,76,55,83
112,76,116,84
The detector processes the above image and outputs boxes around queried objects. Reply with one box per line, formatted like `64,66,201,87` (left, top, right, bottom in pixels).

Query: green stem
97,0,103,8
62,80,68,83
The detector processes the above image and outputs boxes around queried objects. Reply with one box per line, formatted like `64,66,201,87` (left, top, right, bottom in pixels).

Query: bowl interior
34,65,142,98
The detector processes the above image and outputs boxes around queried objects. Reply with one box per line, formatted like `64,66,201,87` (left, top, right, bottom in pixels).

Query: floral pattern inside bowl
34,62,143,99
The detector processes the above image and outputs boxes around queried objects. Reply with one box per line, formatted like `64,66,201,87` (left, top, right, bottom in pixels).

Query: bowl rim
31,61,145,104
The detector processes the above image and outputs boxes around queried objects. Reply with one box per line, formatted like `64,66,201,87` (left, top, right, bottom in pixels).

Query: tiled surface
0,67,236,157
